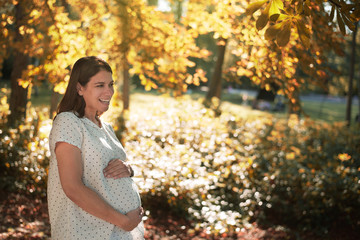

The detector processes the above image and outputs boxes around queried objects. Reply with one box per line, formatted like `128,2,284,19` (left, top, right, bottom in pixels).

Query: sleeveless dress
47,112,144,240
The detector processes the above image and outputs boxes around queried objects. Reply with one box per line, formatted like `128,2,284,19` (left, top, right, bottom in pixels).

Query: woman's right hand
121,207,144,231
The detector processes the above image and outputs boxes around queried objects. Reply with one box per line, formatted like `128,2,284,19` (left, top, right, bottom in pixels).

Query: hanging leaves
246,0,360,48
295,17,310,48
269,0,283,17
276,21,291,47
256,3,270,30
246,0,268,15
336,8,346,35
249,0,294,46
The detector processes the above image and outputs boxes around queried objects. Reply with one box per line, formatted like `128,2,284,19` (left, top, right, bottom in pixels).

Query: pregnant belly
104,177,142,214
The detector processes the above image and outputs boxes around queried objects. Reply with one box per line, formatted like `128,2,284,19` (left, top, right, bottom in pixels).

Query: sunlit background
1,0,360,239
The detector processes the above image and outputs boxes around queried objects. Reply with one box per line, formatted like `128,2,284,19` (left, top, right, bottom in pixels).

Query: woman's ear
77,83,83,96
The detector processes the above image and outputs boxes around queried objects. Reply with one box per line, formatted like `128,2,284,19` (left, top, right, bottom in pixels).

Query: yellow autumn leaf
144,81,152,91
256,4,270,30
168,76,176,83
139,74,147,85
290,146,301,155
329,5,335,21
338,153,351,162
286,152,295,160
341,12,356,31
246,0,268,15
0,96,7,106
269,0,283,17
18,79,30,88
54,81,68,94
296,1,303,14
186,59,196,68
337,9,346,35
276,21,291,47
237,68,253,77
3,28,8,37
303,2,311,16
295,18,310,48
265,22,282,40
185,75,193,84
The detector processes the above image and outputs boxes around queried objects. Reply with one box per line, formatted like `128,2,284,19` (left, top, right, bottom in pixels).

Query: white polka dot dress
47,112,144,240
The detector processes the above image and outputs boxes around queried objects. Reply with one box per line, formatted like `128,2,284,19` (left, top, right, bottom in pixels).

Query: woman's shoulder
101,120,113,130
54,111,81,124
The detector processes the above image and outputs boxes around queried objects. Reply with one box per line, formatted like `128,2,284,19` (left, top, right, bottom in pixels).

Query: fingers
138,207,144,220
103,159,131,179
103,166,129,178
123,207,144,231
127,207,144,221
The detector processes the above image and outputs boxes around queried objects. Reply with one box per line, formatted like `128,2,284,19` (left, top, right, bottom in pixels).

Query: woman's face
78,70,114,117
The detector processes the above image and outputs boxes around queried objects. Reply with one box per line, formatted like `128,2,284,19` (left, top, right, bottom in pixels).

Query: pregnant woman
47,56,144,239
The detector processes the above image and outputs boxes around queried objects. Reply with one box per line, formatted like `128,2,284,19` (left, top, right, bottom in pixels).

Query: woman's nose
105,86,114,96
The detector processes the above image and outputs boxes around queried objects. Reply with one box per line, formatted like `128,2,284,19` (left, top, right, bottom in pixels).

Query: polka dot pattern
47,112,144,239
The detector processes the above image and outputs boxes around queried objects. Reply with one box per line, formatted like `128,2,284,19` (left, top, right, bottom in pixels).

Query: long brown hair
56,56,112,117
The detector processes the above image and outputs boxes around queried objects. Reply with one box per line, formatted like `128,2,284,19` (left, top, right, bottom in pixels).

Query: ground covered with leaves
1,193,358,240
0,192,296,240
1,93,360,239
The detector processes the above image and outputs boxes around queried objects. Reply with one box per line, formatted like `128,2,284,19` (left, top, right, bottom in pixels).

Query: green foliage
0,107,50,197
120,95,360,235
1,93,359,237
233,116,360,234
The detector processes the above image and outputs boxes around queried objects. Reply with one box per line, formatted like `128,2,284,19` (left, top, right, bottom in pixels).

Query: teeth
99,99,110,103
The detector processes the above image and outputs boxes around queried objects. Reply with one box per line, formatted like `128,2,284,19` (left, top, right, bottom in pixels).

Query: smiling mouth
99,99,110,104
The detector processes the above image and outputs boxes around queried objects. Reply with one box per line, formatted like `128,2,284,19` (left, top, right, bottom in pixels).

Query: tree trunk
206,38,228,101
122,55,130,110
147,0,158,7
50,88,61,119
120,1,130,111
8,2,30,127
8,52,29,126
354,22,360,124
345,22,358,126
173,0,183,24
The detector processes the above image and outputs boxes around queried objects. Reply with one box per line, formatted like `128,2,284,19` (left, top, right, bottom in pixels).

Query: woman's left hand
103,159,133,179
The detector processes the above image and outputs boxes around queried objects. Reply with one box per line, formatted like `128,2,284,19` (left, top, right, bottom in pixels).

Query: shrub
119,96,360,236
2,92,359,237
121,97,245,234
0,105,50,197
236,116,360,234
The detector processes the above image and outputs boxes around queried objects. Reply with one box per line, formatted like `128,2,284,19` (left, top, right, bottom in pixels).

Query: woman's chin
97,109,107,116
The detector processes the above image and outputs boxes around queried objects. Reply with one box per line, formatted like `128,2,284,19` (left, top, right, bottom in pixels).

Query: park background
0,0,360,239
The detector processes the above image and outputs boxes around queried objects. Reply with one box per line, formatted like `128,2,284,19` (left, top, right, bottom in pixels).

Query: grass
300,99,358,123
30,84,53,108
215,89,359,123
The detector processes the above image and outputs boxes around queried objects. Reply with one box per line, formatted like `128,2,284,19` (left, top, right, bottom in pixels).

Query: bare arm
55,142,143,231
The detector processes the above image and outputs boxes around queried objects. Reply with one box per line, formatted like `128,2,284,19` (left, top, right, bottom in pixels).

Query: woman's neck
84,112,101,127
